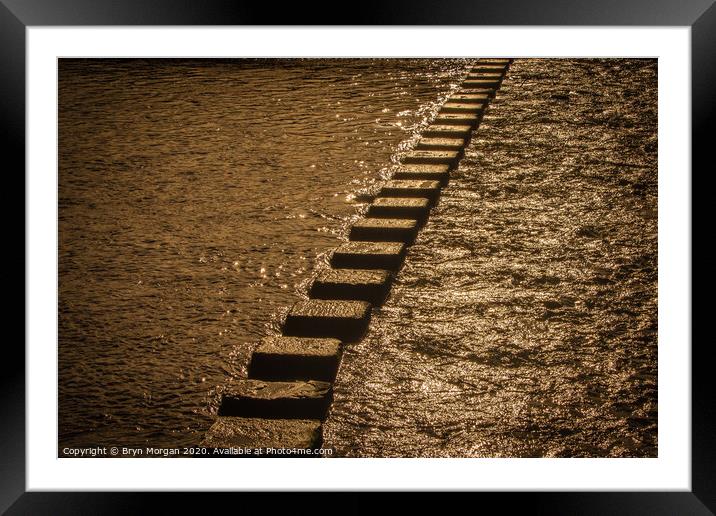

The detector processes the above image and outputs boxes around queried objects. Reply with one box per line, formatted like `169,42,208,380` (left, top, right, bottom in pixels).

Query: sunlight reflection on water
58,58,469,450
324,58,658,458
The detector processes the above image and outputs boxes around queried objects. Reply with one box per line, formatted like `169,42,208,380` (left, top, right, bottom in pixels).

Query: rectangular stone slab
201,417,323,451
219,379,333,420
471,65,508,73
283,299,372,342
466,72,504,81
248,336,342,382
477,58,512,65
380,179,441,205
310,268,392,305
414,137,466,152
368,197,431,221
447,93,489,104
458,87,497,98
350,218,419,244
433,113,481,128
401,149,460,167
423,124,473,139
331,241,406,271
439,103,484,115
393,164,450,185
463,79,501,89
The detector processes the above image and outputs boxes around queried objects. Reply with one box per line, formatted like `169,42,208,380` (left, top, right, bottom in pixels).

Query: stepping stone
350,218,419,244
415,137,466,152
248,336,342,382
380,179,441,204
477,58,512,65
368,197,431,221
402,149,460,167
218,379,333,420
439,103,484,115
463,79,501,89
433,113,481,128
471,64,508,73
466,72,504,81
283,299,372,342
447,93,489,104
310,268,392,305
201,417,323,451
330,241,406,271
393,164,450,185
423,124,473,139
458,87,497,98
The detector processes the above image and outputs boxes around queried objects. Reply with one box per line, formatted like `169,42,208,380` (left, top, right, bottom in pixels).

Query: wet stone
310,268,392,305
368,197,431,221
402,149,460,167
331,241,406,271
219,379,333,420
415,137,466,152
248,336,342,382
380,179,442,205
466,72,504,81
433,113,481,128
393,163,450,185
477,58,512,65
439,103,485,114
350,218,419,244
471,64,508,73
283,299,372,342
201,417,323,450
459,87,497,98
463,79,501,89
447,93,489,104
423,124,473,139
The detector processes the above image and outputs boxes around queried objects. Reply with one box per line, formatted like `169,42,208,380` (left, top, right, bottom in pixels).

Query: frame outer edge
692,1,716,514
4,0,713,511
0,1,27,515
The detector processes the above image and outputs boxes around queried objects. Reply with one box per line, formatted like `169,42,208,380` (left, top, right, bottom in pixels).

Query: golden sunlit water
58,58,469,451
324,59,657,457
59,58,657,457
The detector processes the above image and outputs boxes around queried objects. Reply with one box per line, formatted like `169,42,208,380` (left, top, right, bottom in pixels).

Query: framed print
6,0,710,513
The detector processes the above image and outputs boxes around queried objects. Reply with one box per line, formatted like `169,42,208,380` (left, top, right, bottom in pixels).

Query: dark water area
58,58,468,451
325,58,658,457
59,58,657,457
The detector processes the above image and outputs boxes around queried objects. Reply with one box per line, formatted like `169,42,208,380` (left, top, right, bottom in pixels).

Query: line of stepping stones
201,58,513,453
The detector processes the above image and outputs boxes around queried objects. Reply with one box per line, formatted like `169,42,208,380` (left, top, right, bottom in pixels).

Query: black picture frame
5,1,709,513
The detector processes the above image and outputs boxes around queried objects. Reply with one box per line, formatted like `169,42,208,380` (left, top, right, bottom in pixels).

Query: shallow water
59,58,657,457
58,58,469,451
324,59,658,457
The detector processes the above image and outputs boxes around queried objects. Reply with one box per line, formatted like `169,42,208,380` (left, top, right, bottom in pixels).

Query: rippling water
58,58,469,451
59,58,657,457
324,59,658,457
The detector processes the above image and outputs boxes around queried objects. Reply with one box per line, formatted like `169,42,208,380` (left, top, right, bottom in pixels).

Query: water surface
58,58,469,450
324,58,658,457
